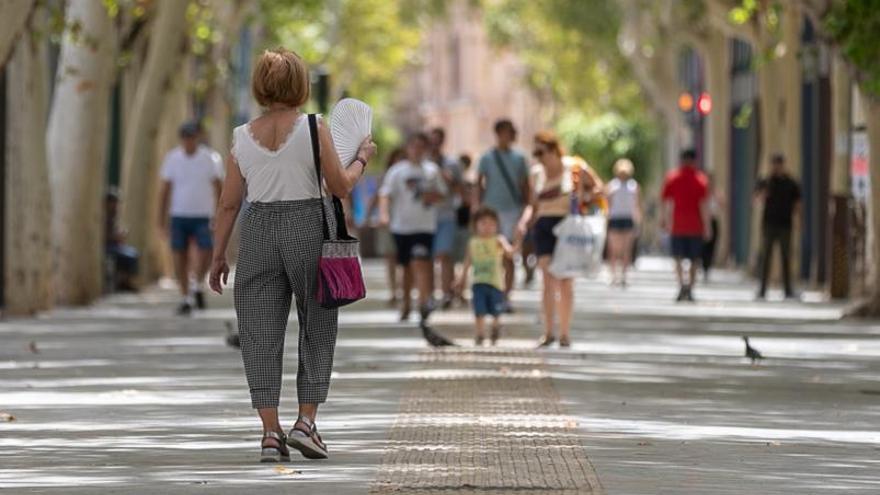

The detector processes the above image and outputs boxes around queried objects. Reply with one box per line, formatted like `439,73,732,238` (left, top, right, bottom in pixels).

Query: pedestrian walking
208,48,377,462
429,128,464,309
378,133,447,324
517,131,595,348
755,153,801,299
159,121,223,315
476,119,530,312
701,173,724,283
605,158,642,287
367,147,406,306
452,153,475,305
457,207,513,346
660,149,710,302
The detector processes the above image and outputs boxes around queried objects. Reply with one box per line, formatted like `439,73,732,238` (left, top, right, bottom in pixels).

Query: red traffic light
697,92,712,115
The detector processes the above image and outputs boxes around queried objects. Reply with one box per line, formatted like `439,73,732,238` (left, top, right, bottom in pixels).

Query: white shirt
606,177,639,219
160,145,223,217
231,114,323,203
379,159,446,234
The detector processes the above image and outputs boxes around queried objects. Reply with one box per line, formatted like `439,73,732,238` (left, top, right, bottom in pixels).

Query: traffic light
678,92,694,112
697,92,712,115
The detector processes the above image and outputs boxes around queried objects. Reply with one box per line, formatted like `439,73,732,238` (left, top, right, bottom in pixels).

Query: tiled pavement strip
371,349,604,494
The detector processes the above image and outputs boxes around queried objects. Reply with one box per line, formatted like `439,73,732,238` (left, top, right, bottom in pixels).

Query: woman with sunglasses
516,131,601,348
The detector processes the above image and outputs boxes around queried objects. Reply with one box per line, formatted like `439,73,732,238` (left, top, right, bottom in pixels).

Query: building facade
394,1,549,160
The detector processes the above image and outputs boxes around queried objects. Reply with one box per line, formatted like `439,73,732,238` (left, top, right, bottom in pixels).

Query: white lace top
230,114,322,203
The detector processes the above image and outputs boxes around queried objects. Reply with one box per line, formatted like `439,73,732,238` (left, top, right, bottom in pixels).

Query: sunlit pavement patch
370,348,604,494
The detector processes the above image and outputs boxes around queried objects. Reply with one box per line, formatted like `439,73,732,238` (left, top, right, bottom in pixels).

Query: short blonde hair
613,158,635,178
252,48,310,108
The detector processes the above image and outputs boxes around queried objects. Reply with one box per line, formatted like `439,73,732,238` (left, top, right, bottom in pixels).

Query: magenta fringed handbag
307,114,366,308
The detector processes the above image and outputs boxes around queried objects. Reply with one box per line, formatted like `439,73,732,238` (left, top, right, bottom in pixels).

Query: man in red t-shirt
661,149,710,301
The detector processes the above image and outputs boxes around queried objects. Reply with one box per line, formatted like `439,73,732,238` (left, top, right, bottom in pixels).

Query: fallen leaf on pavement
0,412,15,422
273,466,301,476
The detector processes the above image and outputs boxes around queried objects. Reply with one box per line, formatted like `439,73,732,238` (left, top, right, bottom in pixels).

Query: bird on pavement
743,336,763,364
421,323,456,347
225,321,241,348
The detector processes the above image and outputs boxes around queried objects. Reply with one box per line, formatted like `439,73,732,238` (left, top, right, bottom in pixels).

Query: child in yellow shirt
457,207,514,346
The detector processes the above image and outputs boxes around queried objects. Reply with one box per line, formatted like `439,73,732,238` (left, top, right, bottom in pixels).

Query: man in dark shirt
755,153,801,299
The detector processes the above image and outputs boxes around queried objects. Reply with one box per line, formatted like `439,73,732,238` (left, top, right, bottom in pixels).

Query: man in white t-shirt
159,122,223,315
378,133,446,324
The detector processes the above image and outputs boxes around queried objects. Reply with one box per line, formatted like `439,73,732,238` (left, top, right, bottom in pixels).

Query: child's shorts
472,283,504,317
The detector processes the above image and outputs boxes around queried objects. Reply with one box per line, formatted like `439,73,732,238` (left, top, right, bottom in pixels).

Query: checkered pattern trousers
234,198,338,409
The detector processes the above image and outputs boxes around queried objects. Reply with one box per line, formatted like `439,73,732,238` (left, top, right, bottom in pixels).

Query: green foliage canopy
824,0,880,97
484,0,660,181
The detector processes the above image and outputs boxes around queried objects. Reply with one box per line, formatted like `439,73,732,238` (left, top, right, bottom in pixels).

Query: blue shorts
433,218,457,256
170,217,213,251
472,283,504,317
671,235,702,260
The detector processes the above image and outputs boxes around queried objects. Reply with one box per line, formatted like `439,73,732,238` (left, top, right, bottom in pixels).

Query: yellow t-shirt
470,236,504,290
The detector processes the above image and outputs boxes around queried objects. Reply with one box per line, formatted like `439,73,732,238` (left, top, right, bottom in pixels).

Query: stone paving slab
371,349,603,494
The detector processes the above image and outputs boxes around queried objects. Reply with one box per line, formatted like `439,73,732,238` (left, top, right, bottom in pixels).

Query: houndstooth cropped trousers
234,198,338,409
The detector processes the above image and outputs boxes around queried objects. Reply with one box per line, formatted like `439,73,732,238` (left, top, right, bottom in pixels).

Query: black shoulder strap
307,114,353,241
492,149,522,204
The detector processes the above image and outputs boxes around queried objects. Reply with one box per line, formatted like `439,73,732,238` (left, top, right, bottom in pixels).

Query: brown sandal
260,431,290,463
287,416,329,459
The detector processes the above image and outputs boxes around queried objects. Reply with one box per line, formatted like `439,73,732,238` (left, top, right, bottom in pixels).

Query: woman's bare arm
209,155,245,294
317,120,374,198
213,155,244,261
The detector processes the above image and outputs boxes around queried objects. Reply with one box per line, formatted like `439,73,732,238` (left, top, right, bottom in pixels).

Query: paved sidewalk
2,257,879,494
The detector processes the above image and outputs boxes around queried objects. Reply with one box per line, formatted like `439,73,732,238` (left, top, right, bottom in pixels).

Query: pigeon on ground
743,336,763,364
421,323,455,347
225,321,241,348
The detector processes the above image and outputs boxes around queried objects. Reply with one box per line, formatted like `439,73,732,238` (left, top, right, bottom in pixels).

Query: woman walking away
517,131,597,349
208,48,376,462
605,159,642,287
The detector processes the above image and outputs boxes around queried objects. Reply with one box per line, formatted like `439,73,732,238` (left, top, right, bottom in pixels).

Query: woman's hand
515,220,530,242
209,257,230,295
357,135,377,163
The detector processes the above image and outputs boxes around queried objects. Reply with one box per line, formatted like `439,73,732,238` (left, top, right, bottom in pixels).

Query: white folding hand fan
330,98,373,167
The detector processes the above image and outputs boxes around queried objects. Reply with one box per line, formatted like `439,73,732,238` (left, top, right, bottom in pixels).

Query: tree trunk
47,1,117,305
0,0,36,68
205,0,250,153
702,29,732,265
120,0,189,283
860,96,880,315
829,55,851,196
828,54,852,299
4,8,52,315
149,56,193,280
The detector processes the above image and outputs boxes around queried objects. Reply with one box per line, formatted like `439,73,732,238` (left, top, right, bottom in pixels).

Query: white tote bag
549,214,606,278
